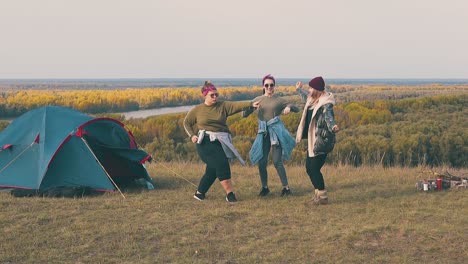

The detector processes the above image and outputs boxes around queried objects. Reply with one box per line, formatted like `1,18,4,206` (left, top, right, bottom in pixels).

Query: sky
1,0,467,79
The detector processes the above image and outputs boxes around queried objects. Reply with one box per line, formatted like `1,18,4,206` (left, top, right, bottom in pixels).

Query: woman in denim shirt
244,74,299,197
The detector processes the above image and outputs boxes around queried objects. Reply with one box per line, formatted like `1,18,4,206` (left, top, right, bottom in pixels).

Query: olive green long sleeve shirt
183,101,252,137
243,95,299,121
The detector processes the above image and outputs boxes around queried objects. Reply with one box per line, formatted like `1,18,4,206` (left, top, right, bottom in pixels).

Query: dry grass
0,162,466,263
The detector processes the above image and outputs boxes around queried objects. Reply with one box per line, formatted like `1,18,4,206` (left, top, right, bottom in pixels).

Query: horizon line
1,77,468,80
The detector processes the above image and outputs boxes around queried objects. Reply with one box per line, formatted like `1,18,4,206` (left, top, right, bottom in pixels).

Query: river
0,105,195,122
119,105,195,119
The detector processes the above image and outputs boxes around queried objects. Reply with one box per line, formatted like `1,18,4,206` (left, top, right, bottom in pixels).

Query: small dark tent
0,106,154,194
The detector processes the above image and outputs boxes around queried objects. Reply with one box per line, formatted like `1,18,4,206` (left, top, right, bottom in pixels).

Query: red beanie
309,76,325,91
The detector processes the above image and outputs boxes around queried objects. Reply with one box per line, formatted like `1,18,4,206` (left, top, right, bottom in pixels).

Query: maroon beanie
309,76,325,91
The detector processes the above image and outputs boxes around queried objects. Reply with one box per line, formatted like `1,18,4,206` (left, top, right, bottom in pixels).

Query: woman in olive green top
243,74,299,197
183,81,259,203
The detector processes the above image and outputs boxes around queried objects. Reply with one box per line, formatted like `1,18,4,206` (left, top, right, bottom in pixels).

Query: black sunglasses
209,93,219,98
264,84,275,88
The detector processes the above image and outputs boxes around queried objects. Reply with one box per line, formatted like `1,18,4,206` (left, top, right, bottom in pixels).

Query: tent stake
80,137,126,199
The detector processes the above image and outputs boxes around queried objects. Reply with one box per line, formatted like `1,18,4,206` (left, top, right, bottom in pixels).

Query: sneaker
226,192,237,203
280,187,292,197
193,191,205,201
258,187,270,197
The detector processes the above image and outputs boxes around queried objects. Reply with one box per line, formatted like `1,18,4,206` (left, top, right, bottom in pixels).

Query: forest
115,93,466,167
0,86,297,117
1,85,467,167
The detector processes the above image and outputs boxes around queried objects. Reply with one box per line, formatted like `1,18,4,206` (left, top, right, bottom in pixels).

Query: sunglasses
209,93,219,98
264,84,275,89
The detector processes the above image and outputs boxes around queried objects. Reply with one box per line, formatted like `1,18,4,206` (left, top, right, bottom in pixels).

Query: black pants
196,137,231,194
305,154,327,190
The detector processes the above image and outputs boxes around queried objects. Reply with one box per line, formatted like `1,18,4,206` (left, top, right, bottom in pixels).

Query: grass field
0,162,467,263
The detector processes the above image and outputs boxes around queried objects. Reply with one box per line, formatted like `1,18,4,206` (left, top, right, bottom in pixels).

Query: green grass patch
0,163,466,263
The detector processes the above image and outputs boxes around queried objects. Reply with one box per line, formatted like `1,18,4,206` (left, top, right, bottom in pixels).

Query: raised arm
284,101,300,114
242,96,263,117
296,81,308,102
278,97,299,115
224,101,259,116
242,103,255,118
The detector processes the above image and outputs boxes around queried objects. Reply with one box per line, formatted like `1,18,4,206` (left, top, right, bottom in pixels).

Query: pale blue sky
1,0,467,78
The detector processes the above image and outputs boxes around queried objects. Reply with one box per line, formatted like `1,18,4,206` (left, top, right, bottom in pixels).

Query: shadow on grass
151,175,198,190
282,187,315,197
9,187,106,198
332,185,433,205
284,176,435,205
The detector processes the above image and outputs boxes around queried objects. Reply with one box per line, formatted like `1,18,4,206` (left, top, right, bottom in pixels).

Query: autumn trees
0,87,274,117
1,85,467,167
118,94,467,167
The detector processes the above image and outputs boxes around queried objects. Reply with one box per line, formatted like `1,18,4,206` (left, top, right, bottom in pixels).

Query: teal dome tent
0,106,154,196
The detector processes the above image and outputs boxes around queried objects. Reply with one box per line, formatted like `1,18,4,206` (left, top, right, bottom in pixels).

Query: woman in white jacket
295,76,339,205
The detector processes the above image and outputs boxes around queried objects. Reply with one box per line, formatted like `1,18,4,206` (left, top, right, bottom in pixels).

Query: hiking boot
312,189,319,200
193,191,205,201
226,192,237,203
280,187,292,197
258,187,270,197
312,189,328,205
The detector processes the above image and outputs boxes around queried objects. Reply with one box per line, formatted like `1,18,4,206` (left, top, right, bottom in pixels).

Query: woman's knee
216,164,231,181
273,160,284,169
218,173,231,181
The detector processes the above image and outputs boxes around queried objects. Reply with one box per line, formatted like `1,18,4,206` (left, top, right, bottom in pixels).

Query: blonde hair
309,89,324,103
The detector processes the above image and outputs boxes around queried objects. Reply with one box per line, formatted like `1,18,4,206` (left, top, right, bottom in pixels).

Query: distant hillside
2,78,468,90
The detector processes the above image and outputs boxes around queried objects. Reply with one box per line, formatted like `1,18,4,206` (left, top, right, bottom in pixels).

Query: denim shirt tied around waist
249,116,296,165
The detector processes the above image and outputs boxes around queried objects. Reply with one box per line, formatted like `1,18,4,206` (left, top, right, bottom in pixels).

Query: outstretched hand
283,106,291,115
252,101,260,109
191,135,198,143
296,81,303,89
332,125,340,133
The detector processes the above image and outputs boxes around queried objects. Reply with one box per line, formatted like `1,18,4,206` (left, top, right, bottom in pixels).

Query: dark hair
262,74,275,95
201,80,212,93
262,74,275,85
